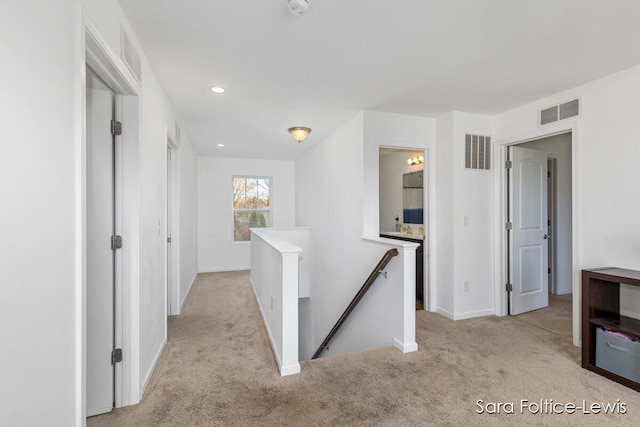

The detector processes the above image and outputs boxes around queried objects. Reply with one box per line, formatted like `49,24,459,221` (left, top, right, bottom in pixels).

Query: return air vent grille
120,26,142,83
540,106,558,125
465,134,491,171
539,98,580,126
559,99,580,120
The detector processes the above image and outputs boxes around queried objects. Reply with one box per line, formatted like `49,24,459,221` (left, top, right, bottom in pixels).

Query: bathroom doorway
379,147,426,310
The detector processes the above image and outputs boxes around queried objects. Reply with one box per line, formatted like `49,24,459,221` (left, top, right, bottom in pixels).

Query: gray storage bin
595,327,640,382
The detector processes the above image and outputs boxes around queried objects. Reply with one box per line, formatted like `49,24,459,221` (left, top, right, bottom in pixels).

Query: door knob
544,234,552,240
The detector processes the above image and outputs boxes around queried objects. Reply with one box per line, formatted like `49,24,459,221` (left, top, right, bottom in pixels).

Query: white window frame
232,175,272,242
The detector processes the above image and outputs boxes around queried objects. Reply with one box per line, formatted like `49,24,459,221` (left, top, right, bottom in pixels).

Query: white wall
436,112,495,319
495,64,640,320
0,1,198,424
0,1,78,425
379,150,424,233
296,112,422,358
250,229,302,376
520,133,572,295
452,113,495,319
197,157,296,272
435,113,454,315
82,0,200,401
362,111,436,237
363,111,437,310
178,141,199,307
296,112,369,353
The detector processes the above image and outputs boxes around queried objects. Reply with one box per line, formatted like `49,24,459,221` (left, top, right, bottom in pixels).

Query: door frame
166,129,181,316
85,82,118,416
81,18,142,414
493,121,582,346
376,144,432,312
547,157,558,295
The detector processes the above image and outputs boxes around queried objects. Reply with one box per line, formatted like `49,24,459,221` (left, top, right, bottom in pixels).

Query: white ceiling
117,0,640,160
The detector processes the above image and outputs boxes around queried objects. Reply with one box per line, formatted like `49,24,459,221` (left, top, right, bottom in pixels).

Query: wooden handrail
311,248,399,359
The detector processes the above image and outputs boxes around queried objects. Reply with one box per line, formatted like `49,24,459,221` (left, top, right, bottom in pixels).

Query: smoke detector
287,0,310,16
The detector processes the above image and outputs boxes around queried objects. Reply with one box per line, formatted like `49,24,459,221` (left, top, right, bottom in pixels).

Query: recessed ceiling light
210,86,225,94
217,143,225,147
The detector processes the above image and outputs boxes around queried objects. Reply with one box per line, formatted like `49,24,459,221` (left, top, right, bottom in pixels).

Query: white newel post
394,246,419,353
280,251,301,376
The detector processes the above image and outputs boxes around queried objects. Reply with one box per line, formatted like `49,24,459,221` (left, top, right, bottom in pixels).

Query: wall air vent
120,26,142,83
540,105,559,125
539,98,580,126
465,134,491,171
559,99,580,120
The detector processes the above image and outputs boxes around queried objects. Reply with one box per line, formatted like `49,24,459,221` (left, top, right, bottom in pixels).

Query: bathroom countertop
380,231,424,241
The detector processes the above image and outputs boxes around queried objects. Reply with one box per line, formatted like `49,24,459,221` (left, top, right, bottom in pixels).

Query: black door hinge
111,120,122,136
111,348,123,365
111,235,123,250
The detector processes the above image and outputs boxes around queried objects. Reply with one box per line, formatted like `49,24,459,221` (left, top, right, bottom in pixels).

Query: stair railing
311,248,399,359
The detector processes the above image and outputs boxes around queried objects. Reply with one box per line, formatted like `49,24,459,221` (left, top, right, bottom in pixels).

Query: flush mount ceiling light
217,143,225,147
210,86,225,94
288,126,311,143
287,0,310,16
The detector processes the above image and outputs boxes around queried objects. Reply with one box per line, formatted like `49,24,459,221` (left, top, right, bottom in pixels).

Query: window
232,176,271,241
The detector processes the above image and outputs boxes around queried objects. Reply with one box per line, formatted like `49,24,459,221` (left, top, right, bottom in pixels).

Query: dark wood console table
582,267,640,391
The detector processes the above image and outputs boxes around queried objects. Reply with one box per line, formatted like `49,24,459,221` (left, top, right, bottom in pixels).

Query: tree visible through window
233,176,271,241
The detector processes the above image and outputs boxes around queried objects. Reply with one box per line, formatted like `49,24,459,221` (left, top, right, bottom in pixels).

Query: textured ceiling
118,0,640,159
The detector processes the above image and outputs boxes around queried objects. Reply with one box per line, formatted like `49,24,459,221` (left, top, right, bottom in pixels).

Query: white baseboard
198,266,250,273
453,308,495,320
249,277,295,376
393,338,418,353
436,307,494,320
179,272,198,312
436,307,455,320
280,363,301,376
140,338,167,398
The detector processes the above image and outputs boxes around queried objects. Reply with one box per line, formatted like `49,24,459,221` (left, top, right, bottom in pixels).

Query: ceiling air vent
539,98,580,126
120,26,142,83
465,134,491,171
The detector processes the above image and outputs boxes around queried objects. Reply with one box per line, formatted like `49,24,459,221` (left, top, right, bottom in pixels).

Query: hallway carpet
88,272,640,426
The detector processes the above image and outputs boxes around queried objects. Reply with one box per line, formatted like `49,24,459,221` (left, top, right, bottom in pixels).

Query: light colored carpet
88,272,639,426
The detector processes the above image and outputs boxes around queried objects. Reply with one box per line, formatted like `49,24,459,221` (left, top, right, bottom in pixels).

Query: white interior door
86,84,115,416
509,146,549,315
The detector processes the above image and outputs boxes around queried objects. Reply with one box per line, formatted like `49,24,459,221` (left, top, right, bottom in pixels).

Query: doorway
378,147,427,311
86,66,121,416
84,26,142,413
504,133,573,319
166,139,180,316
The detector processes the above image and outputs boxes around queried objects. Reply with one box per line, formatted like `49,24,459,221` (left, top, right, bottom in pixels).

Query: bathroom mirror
402,171,423,224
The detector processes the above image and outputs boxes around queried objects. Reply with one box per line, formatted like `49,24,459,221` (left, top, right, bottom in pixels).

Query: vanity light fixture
407,155,424,166
210,86,225,94
288,126,311,143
